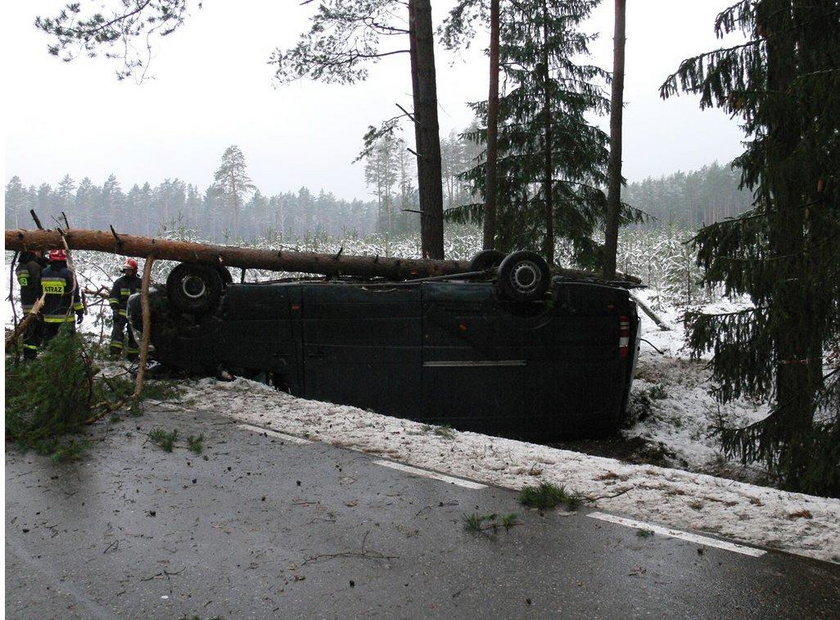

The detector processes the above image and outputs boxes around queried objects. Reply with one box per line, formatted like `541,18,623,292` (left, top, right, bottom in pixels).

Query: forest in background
5,153,751,247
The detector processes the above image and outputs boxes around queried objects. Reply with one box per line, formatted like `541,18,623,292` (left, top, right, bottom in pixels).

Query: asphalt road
6,404,840,619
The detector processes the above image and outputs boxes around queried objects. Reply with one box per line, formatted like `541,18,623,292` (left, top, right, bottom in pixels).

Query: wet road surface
6,404,840,618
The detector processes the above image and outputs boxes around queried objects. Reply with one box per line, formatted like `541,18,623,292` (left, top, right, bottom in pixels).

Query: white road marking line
588,512,766,557
238,424,312,444
374,460,487,489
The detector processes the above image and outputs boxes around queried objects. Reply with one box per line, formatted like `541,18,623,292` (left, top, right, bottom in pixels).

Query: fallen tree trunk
6,228,467,280
5,228,642,284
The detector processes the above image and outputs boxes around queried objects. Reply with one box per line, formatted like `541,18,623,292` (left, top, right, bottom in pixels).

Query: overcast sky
4,1,745,202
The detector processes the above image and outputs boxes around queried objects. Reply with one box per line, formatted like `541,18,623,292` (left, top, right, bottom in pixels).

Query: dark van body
130,277,640,441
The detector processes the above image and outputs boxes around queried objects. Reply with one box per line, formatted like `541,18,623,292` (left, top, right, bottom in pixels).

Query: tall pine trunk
540,0,554,265
483,0,500,250
603,0,626,279
764,0,815,476
409,0,445,259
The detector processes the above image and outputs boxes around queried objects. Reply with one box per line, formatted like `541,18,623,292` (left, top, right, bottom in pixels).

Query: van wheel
166,263,224,314
497,251,550,302
469,249,506,272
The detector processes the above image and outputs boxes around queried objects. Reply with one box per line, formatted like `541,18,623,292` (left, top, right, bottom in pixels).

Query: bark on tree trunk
6,228,467,280
541,2,554,265
5,228,643,284
409,0,445,259
603,0,626,280
765,0,815,441
483,0,500,251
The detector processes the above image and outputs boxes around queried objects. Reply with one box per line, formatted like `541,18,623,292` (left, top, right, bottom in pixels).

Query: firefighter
40,248,85,345
109,258,142,360
15,248,47,359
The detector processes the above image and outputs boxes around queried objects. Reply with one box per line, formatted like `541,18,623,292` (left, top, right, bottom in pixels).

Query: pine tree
36,183,54,223
213,146,256,242
623,163,754,228
364,134,401,235
74,177,99,230
661,0,840,496
396,142,418,234
5,176,28,229
56,175,76,217
273,0,445,258
603,0,627,279
100,174,125,229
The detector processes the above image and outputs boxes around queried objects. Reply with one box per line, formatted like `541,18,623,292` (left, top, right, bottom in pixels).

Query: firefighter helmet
122,258,139,272
48,249,68,262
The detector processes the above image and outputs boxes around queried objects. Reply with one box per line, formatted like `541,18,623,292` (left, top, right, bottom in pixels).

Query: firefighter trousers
21,316,43,360
110,316,139,360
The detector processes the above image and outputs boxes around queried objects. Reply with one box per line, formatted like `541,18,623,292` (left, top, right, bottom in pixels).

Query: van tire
497,251,550,302
166,263,224,314
469,249,506,272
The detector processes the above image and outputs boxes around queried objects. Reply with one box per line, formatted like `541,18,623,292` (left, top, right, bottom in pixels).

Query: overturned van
128,251,641,441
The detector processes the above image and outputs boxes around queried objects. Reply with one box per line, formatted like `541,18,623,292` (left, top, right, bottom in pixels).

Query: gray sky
4,1,744,202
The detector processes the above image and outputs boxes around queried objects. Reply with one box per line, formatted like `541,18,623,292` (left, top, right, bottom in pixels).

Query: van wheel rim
182,275,207,299
510,262,540,293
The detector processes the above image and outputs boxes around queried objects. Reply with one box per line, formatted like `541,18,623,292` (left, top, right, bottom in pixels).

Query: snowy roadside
621,291,771,479
175,376,840,565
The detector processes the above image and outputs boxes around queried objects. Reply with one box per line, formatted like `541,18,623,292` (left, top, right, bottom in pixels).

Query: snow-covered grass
5,229,839,563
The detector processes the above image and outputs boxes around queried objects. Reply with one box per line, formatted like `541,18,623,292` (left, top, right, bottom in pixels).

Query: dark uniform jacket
109,273,142,318
16,253,45,313
41,262,83,324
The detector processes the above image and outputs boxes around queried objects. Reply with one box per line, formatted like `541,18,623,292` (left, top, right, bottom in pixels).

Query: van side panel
300,284,423,417
421,281,630,440
216,285,297,380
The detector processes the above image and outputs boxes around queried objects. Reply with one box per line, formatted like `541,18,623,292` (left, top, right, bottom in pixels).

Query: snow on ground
171,375,840,565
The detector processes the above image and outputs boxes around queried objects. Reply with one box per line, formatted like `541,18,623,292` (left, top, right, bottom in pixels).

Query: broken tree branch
395,102,418,125
29,210,44,230
110,225,123,247
628,291,670,331
7,250,18,303
5,295,45,349
134,255,155,398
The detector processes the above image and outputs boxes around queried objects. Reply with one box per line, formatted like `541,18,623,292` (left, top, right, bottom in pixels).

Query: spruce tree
443,0,640,268
661,0,840,496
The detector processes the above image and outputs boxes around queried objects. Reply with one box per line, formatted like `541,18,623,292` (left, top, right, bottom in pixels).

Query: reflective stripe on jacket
16,258,43,312
41,263,82,322
109,274,142,317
